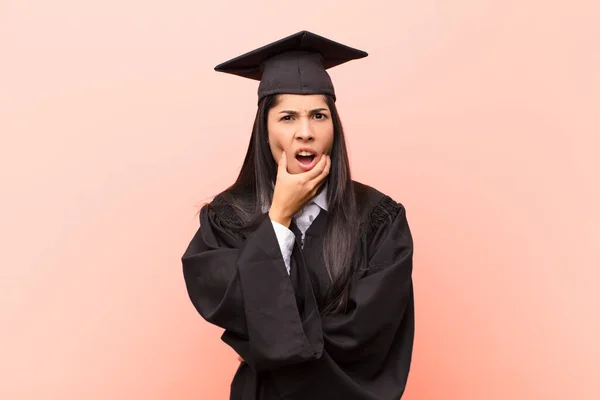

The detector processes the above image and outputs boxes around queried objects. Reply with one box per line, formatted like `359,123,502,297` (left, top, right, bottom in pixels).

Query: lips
294,148,319,171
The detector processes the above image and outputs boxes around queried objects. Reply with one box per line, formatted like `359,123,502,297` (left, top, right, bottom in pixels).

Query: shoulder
201,187,262,240
199,188,246,227
351,180,407,235
205,184,255,211
352,180,405,218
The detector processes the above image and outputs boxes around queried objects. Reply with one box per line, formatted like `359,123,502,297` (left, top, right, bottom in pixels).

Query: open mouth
295,149,318,170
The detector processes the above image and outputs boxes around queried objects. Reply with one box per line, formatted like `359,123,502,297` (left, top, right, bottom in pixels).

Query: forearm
182,208,323,371
235,216,323,370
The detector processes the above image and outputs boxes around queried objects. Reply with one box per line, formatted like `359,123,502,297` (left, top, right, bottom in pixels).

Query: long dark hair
213,94,362,314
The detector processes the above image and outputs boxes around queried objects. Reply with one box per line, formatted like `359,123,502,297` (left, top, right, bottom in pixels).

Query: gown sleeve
269,196,414,399
324,195,413,367
181,201,324,372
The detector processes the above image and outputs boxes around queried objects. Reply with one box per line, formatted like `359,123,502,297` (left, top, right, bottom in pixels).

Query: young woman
182,31,415,400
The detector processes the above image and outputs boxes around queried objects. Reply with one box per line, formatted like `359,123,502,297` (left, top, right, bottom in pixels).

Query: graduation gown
182,181,414,400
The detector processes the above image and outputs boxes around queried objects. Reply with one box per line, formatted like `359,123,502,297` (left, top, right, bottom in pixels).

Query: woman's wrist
268,207,292,228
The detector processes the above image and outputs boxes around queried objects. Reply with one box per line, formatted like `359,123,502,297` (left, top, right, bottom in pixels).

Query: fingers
277,151,288,175
303,155,330,197
314,154,331,188
315,154,331,182
304,153,329,181
321,153,331,179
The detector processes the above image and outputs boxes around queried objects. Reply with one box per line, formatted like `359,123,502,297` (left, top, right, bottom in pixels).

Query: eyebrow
279,108,329,114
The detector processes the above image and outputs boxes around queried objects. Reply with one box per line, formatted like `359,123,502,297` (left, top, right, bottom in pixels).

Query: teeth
298,151,314,156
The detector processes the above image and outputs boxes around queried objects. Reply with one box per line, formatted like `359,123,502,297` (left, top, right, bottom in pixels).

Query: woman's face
267,94,334,175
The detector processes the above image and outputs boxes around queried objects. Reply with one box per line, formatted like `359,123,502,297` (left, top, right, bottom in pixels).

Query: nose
296,119,314,141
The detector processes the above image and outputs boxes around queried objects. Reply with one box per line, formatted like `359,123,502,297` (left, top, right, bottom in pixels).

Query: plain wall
1,1,599,399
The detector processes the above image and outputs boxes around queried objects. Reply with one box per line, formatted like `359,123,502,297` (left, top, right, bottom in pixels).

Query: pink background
1,1,599,399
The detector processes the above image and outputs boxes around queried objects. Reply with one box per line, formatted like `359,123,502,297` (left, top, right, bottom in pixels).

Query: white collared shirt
262,185,329,274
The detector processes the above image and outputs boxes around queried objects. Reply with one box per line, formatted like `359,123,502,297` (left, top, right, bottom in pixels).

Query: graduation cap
214,30,368,103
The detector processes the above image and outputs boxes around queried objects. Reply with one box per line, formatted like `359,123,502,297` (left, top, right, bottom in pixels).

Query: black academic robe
182,181,414,400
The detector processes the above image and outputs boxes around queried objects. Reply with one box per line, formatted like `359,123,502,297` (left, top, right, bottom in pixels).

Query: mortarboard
214,30,368,103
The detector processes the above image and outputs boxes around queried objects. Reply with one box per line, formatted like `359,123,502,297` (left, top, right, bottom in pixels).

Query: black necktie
289,220,303,248
285,220,300,285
